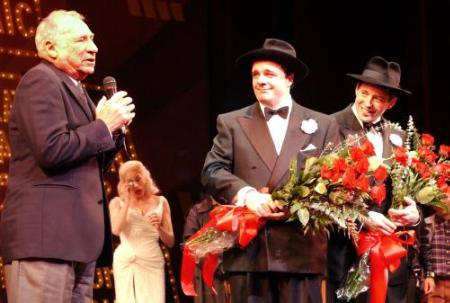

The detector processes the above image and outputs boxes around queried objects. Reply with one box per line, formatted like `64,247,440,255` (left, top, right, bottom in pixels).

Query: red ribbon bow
181,205,265,296
357,230,416,303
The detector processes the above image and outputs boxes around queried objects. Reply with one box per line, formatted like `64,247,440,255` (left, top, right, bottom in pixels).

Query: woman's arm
109,196,130,236
158,196,175,247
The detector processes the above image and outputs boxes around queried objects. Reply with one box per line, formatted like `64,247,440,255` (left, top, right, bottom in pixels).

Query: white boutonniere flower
301,119,318,134
389,133,403,147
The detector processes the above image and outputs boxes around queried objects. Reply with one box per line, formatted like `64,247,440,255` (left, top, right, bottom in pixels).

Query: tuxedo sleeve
201,114,249,204
13,67,116,170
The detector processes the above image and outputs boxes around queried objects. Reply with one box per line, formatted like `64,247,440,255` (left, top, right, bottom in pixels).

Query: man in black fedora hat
201,38,340,302
327,56,422,303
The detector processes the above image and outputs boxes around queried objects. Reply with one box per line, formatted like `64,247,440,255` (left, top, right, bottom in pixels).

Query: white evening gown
113,197,165,303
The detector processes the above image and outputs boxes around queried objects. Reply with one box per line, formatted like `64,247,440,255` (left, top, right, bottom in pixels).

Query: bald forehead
53,15,91,35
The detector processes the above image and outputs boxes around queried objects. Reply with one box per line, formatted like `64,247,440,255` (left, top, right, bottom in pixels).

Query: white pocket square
300,143,317,152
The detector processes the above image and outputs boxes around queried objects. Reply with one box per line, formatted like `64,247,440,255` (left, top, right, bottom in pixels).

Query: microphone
102,76,130,160
102,76,117,99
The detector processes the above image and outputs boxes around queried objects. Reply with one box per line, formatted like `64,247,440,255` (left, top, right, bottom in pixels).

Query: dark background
1,0,449,302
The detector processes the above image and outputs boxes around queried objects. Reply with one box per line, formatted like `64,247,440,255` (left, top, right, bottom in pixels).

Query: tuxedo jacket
0,60,122,267
202,101,341,273
329,104,408,286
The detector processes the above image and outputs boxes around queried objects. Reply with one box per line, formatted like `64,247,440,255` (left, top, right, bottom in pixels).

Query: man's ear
388,97,398,109
287,74,294,85
355,82,361,95
45,40,58,60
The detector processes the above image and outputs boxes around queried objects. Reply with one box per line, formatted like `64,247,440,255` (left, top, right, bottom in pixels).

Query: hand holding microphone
96,76,135,133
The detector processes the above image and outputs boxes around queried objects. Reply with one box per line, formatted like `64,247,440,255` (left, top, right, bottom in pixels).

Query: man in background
328,56,421,303
0,10,135,303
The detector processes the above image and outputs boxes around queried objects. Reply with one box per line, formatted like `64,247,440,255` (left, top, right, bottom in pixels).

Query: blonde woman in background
110,160,174,303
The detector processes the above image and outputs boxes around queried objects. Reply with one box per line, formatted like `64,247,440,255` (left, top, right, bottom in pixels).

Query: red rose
361,139,375,156
418,146,438,164
342,167,357,189
334,158,347,173
394,147,408,166
356,157,369,174
421,133,435,146
412,160,431,180
370,184,386,205
437,177,449,194
433,163,447,176
321,166,333,180
356,174,369,192
350,146,365,162
373,166,388,181
439,144,450,159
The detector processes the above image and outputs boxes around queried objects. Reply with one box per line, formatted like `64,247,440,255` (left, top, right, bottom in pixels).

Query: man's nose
87,40,98,53
256,75,268,84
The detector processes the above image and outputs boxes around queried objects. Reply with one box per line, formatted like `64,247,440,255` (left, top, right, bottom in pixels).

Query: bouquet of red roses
338,117,449,303
390,116,449,211
272,136,388,235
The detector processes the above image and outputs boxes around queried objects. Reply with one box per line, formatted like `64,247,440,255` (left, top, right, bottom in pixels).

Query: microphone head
103,76,117,98
103,76,117,88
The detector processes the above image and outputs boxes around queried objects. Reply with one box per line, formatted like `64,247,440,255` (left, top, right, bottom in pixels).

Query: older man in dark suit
0,10,135,303
327,56,421,303
202,38,341,303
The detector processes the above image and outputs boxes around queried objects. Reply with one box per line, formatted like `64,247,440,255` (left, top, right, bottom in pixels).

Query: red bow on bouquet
181,205,265,296
357,230,416,303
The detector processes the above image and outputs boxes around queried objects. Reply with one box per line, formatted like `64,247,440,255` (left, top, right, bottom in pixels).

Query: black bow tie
264,106,289,120
363,120,383,131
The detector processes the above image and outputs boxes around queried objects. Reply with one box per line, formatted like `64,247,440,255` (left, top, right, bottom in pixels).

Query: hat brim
347,73,411,95
236,49,309,81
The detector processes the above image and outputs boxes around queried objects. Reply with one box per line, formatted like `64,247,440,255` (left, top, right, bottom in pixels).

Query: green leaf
290,202,302,214
295,185,311,198
314,182,328,195
415,186,436,204
302,157,318,179
297,207,310,227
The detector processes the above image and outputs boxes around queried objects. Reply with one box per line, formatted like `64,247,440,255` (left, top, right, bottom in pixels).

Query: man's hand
388,196,420,227
96,91,135,133
423,277,435,295
366,211,397,235
244,191,288,220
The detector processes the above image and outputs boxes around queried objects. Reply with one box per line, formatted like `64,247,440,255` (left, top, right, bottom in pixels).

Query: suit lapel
46,61,94,121
238,104,278,171
267,103,311,189
341,105,363,135
83,86,97,120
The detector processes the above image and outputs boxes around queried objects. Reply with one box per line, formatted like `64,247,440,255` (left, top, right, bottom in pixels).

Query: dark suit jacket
202,101,341,273
329,104,409,286
0,60,122,267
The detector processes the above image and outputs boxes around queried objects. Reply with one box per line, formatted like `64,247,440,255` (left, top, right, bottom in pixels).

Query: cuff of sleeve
236,186,256,206
409,214,422,227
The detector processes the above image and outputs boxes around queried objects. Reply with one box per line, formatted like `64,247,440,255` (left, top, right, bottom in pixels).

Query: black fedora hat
347,56,411,95
235,38,309,81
